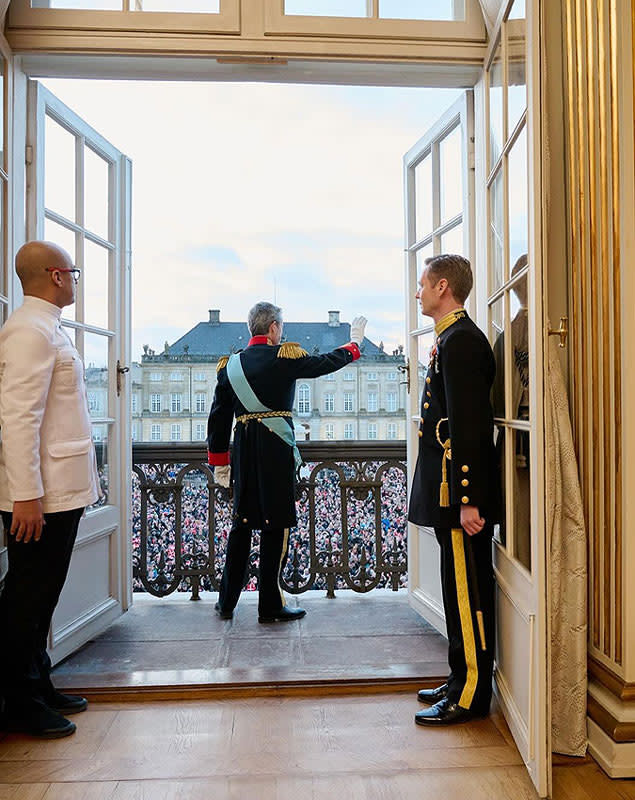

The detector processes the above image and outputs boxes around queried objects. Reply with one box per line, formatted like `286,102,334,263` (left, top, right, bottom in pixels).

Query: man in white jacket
0,241,100,738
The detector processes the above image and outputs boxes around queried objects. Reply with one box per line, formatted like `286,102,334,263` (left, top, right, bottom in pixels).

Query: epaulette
216,355,229,373
277,342,308,359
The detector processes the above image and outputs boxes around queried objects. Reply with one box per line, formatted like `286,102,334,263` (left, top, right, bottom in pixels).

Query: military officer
408,253,501,726
207,301,367,623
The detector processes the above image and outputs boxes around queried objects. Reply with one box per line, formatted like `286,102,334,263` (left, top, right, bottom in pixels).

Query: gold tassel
439,439,451,507
216,355,229,373
277,342,308,359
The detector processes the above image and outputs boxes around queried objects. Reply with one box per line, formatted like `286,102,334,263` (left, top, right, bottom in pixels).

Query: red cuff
208,451,230,466
340,342,361,361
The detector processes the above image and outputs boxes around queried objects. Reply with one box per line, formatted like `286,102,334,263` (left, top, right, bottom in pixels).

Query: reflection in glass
440,125,462,223
489,44,504,170
84,146,110,240
134,0,220,10
506,13,526,136
84,333,110,419
91,425,109,508
33,0,121,7
84,240,110,330
415,155,432,242
508,126,528,271
512,427,531,570
494,425,507,547
45,115,76,221
440,223,463,255
510,266,530,422
489,169,504,292
490,295,506,419
380,0,464,20
285,0,366,16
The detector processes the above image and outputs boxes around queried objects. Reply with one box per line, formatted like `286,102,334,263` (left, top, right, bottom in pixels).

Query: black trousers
0,507,84,708
218,523,289,615
434,524,495,714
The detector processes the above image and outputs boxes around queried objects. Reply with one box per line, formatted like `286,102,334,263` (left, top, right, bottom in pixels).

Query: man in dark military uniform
408,254,501,726
207,301,367,622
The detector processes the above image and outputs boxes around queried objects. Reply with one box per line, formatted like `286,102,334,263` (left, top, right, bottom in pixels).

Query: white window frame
366,371,377,381
344,422,354,440
150,372,162,382
169,371,183,382
150,423,161,441
387,422,397,440
343,392,354,412
170,392,182,413
367,422,377,440
343,371,354,381
324,393,335,412
195,392,207,412
170,423,182,441
195,422,206,440
367,391,378,412
150,393,161,413
298,383,311,415
324,423,334,440
387,391,398,412
131,393,138,413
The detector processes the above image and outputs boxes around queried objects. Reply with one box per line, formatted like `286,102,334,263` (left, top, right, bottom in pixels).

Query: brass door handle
116,360,130,397
398,360,410,393
548,316,568,348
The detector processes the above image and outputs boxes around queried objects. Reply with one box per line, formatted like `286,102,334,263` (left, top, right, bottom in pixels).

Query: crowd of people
132,461,408,594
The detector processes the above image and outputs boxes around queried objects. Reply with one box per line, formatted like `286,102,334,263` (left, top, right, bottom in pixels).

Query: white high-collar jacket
0,296,100,513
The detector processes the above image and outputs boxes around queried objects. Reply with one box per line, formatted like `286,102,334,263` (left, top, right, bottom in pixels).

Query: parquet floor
0,692,626,800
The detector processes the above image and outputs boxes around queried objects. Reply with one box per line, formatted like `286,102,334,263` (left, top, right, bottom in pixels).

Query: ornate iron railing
132,441,408,599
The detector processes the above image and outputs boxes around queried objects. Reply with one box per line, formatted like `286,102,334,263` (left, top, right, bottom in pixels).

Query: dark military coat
207,337,359,530
408,310,501,529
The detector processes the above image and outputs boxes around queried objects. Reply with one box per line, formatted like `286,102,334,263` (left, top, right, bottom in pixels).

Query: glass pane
414,154,432,242
416,330,435,406
489,43,504,170
285,0,367,16
84,332,110,419
45,115,76,221
33,0,122,8
84,146,110,240
510,270,529,422
440,125,462,223
91,425,109,508
508,126,528,272
440,223,463,256
506,16,526,135
508,0,525,19
379,0,464,21
415,243,433,276
511,427,531,570
84,239,110,330
489,295,506,419
494,426,508,546
44,218,77,320
134,0,220,10
489,169,504,292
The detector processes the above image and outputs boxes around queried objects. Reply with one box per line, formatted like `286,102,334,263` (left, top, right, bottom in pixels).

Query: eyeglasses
45,267,81,284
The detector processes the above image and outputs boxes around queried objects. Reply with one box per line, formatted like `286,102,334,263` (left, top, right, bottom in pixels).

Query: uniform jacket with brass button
0,296,100,513
207,336,360,530
408,311,501,529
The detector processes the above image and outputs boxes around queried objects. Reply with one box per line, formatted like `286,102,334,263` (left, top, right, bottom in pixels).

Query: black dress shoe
43,690,88,715
417,683,449,705
2,698,76,739
414,697,485,726
215,602,233,620
258,606,306,623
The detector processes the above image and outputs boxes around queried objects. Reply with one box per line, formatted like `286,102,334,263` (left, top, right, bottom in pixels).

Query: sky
41,78,462,360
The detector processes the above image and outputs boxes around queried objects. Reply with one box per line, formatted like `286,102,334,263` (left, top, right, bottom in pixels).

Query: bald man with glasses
0,241,100,739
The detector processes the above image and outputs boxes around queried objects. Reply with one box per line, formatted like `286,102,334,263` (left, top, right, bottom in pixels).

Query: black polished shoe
215,602,233,620
258,606,306,623
2,698,76,739
414,696,486,726
44,690,88,715
417,683,449,705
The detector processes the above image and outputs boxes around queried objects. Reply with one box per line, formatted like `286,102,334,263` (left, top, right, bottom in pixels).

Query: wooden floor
0,692,627,800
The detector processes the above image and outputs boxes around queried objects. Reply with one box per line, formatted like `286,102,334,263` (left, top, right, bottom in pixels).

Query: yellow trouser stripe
277,528,290,607
451,528,478,709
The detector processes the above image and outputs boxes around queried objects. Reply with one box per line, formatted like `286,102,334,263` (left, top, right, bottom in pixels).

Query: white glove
215,464,230,489
350,316,367,345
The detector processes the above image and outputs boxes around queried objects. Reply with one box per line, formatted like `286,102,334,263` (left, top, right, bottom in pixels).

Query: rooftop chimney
328,310,340,327
208,309,220,325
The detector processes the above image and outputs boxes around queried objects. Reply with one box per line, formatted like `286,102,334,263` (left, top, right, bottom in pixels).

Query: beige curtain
546,337,587,756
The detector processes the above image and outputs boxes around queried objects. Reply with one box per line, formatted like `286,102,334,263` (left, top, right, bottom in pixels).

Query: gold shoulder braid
436,417,452,507
434,308,467,337
277,342,308,359
216,355,229,373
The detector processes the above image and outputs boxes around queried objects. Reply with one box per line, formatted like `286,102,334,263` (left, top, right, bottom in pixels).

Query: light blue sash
226,353,302,469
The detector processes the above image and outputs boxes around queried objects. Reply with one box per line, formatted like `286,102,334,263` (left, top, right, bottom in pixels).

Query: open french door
26,80,132,664
404,1,550,792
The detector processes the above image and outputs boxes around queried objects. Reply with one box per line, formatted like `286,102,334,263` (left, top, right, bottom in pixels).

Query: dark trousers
218,523,289,615
0,508,84,709
434,524,495,714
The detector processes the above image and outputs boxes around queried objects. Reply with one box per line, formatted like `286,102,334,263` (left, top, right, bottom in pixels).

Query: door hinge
25,145,33,166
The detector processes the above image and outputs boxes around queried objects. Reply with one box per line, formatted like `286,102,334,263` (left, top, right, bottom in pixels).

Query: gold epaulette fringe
216,355,229,373
277,342,308,359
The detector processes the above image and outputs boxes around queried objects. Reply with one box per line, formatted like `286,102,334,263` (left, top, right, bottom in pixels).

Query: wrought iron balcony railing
132,441,407,600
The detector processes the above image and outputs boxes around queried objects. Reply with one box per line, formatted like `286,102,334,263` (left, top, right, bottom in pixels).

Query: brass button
265,519,270,525
426,377,431,384
242,518,248,524
418,431,423,438
257,417,262,423
426,391,431,397
461,479,469,487
423,402,429,410
461,496,469,504
462,465,469,473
